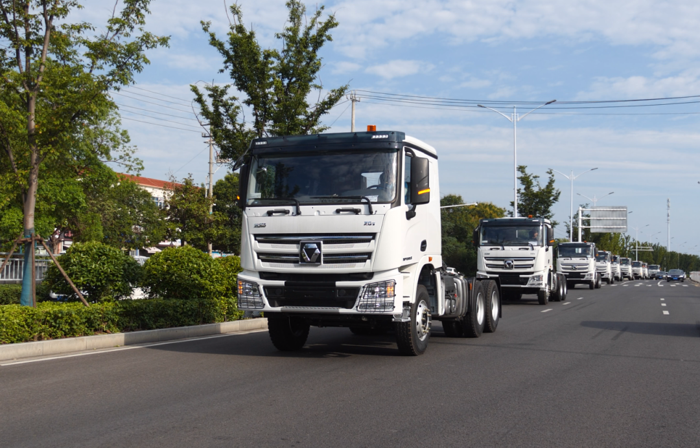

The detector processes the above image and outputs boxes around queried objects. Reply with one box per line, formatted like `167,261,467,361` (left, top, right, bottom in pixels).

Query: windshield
621,258,630,265
557,245,593,257
596,253,609,262
612,255,619,263
649,265,659,270
669,269,684,275
480,224,542,246
632,261,641,267
246,150,398,205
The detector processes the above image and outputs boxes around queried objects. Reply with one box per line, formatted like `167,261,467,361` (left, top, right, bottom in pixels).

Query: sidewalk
0,318,268,362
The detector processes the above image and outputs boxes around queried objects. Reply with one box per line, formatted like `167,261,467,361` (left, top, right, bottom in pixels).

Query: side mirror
237,163,250,209
411,157,430,205
473,228,479,248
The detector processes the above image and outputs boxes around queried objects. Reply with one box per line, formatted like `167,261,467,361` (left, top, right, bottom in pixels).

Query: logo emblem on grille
504,259,514,269
300,241,322,264
571,265,577,270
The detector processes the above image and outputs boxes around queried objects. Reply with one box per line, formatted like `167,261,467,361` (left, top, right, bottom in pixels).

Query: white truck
632,261,644,279
596,250,614,284
235,130,501,356
557,242,599,290
648,264,659,279
611,254,623,281
475,217,567,305
620,257,633,279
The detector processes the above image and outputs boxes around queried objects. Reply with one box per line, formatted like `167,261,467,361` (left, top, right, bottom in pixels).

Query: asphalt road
2,279,700,448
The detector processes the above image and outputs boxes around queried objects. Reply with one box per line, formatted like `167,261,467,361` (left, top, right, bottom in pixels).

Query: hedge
0,284,22,305
0,297,245,344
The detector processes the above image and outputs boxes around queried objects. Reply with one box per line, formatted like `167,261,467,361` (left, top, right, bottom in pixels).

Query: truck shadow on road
580,321,700,338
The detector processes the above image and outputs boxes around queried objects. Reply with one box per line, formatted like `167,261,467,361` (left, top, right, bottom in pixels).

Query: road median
0,318,268,362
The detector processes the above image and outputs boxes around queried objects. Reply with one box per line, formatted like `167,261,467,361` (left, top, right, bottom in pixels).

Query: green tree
165,175,224,250
510,165,561,225
212,172,242,254
191,0,349,164
441,194,506,275
0,0,168,305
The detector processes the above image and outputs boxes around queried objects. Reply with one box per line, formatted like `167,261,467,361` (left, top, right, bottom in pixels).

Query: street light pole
554,167,598,242
478,100,556,218
577,191,614,207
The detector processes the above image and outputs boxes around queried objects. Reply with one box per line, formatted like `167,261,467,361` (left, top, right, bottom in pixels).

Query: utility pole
203,128,214,256
667,198,671,253
347,91,360,132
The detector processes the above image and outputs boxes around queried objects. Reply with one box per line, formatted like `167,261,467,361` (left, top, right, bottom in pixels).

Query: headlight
527,275,543,285
357,280,396,312
237,280,264,309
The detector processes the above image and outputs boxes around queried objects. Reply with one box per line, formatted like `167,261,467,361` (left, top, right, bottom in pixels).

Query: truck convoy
235,130,501,355
596,250,614,284
556,242,599,289
475,217,567,305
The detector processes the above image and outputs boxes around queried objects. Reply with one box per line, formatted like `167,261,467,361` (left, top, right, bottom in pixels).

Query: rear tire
462,281,486,338
268,316,310,351
395,285,431,355
484,280,500,333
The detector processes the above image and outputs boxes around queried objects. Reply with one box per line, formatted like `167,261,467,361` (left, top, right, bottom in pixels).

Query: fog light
357,280,396,312
238,280,264,309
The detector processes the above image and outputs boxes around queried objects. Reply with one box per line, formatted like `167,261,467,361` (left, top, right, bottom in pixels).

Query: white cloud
459,78,492,89
365,60,433,80
332,61,363,75
576,70,700,99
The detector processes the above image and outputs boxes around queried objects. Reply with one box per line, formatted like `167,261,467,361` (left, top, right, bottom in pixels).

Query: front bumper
478,270,547,289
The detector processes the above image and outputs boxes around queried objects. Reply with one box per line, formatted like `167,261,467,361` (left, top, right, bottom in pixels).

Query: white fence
0,253,52,283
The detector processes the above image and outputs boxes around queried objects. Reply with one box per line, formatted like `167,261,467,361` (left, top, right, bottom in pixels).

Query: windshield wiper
310,196,373,215
255,198,301,215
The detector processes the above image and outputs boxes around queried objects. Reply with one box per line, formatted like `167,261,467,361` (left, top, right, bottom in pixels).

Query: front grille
254,233,375,266
484,257,535,270
499,274,530,285
259,272,374,282
264,284,360,309
565,272,585,279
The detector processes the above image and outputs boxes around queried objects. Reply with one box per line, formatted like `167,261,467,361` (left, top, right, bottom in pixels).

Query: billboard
588,206,628,233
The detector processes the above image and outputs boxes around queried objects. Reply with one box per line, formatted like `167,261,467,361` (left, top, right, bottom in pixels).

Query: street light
577,191,614,207
478,100,556,218
631,224,649,261
554,167,598,242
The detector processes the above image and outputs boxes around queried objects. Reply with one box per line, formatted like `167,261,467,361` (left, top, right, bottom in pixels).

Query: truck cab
557,242,599,289
632,261,643,279
648,264,660,278
620,257,633,279
475,217,566,305
596,250,614,284
611,255,622,281
235,130,500,356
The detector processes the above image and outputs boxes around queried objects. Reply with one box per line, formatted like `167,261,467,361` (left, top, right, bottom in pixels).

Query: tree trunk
20,94,39,307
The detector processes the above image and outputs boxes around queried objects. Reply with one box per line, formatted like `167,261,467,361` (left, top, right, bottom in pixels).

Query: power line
110,92,193,113
122,86,192,105
173,146,209,174
327,102,352,128
121,117,202,133
116,104,197,121
120,110,203,129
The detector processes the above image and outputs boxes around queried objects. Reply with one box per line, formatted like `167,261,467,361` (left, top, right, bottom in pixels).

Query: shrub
0,284,22,305
141,246,227,301
44,242,141,302
0,298,244,344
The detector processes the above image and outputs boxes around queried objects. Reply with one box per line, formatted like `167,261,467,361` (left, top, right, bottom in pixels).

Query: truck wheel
442,320,463,337
589,280,595,290
268,316,310,351
484,280,500,333
595,275,602,289
537,288,549,305
606,276,612,285
462,281,486,338
395,285,431,355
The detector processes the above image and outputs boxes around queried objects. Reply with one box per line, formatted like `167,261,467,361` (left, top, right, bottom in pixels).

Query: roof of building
118,173,182,190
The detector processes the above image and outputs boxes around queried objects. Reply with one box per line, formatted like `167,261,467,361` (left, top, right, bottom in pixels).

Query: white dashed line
660,298,665,301
663,311,669,315
683,285,689,287
563,302,571,305
647,285,652,287
577,297,583,300
542,309,553,313
622,284,629,287
635,284,642,287
661,303,667,307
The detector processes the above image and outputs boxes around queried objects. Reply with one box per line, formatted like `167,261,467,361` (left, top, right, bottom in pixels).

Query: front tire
595,274,602,289
484,280,500,333
537,288,549,305
395,285,431,355
268,316,310,351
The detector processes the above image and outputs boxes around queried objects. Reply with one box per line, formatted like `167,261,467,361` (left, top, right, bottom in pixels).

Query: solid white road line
663,311,670,315
542,309,553,313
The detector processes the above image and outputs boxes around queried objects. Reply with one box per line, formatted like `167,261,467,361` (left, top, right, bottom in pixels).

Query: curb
0,318,268,362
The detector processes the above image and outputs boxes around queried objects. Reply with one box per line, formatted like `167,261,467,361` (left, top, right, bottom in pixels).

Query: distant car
655,271,667,280
667,269,686,282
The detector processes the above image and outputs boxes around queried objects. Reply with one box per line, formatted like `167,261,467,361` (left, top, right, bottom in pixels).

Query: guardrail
0,253,51,283
690,272,700,283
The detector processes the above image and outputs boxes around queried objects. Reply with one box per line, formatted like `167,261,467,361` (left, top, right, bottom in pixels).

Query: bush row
0,284,21,305
0,297,244,344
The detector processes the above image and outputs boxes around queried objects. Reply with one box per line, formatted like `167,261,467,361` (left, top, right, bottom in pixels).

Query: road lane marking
563,302,571,305
622,284,629,287
660,298,665,301
577,297,584,300
661,303,667,307
683,285,689,287
542,309,553,313
657,281,663,286
663,311,669,315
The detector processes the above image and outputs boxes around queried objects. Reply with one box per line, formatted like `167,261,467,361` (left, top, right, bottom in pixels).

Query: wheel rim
490,290,499,321
415,300,431,341
476,292,485,325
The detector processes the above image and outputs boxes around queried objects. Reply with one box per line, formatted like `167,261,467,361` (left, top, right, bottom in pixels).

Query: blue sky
84,0,700,254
